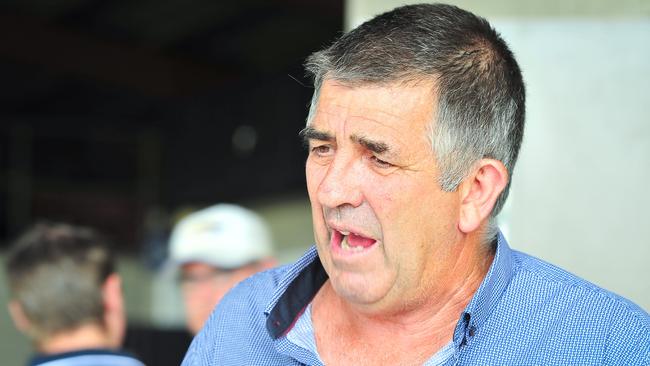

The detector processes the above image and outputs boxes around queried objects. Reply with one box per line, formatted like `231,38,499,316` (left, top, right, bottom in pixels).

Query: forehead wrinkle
347,113,414,157
353,107,406,124
346,111,416,143
310,99,351,128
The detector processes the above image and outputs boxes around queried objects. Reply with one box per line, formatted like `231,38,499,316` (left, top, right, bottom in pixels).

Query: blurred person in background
4,222,144,366
169,203,276,335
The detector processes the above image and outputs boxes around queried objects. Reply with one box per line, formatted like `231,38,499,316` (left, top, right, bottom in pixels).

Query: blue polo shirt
182,232,649,365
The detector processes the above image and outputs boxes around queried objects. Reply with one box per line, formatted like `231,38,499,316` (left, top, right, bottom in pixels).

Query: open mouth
332,229,377,253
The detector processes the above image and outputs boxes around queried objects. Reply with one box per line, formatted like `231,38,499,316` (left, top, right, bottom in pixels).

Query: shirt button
468,326,476,337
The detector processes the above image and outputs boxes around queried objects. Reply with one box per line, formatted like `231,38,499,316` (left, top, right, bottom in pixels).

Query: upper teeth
340,230,350,236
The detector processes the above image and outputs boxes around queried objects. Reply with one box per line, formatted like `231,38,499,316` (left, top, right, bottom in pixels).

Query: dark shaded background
0,0,343,252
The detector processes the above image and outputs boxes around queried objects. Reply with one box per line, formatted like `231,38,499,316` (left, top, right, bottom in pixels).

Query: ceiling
0,0,342,102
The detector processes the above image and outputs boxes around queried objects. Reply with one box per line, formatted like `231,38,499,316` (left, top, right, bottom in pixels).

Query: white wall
347,0,650,311
497,19,650,311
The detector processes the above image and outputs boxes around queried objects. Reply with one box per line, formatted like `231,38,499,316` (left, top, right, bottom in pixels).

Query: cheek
305,162,329,230
363,175,402,225
184,285,221,308
183,289,204,309
367,175,447,246
305,162,326,197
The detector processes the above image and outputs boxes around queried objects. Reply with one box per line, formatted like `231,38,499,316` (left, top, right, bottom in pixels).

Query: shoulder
181,264,295,365
470,248,649,364
508,250,649,358
215,264,289,324
201,263,290,336
511,250,648,320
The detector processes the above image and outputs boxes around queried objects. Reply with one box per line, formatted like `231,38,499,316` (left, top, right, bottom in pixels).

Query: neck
37,323,117,355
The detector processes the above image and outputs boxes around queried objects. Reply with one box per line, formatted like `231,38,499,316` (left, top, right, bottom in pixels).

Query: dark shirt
30,348,144,366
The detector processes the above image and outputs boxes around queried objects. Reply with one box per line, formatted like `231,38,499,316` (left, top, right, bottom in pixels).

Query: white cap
169,204,273,269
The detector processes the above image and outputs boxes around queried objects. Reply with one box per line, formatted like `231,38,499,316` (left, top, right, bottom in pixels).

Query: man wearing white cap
169,204,275,335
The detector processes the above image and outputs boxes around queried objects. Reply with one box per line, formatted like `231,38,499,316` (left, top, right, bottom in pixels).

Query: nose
316,152,364,209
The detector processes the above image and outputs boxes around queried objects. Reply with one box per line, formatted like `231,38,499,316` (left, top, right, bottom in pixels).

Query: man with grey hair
5,223,144,366
183,4,649,365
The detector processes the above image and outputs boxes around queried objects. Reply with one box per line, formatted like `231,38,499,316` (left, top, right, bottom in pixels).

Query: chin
329,271,388,306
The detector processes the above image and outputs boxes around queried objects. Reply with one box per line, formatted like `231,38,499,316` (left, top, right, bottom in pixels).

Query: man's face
180,262,256,334
305,79,463,313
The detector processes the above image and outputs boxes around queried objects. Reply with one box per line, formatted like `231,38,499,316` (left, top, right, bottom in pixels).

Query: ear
458,159,508,234
8,300,32,335
102,273,126,347
103,273,123,313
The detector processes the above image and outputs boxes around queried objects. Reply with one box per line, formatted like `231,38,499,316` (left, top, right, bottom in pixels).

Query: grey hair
304,4,525,238
5,222,115,341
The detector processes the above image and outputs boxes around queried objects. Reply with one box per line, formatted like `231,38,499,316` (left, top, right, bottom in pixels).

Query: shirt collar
453,231,515,346
265,246,328,339
265,231,515,342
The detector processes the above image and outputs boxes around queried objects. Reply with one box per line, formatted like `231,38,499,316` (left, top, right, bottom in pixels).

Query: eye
311,144,333,157
369,155,394,168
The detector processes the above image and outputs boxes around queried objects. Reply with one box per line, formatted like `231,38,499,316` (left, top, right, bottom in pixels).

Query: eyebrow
299,127,393,155
299,127,334,147
351,134,389,154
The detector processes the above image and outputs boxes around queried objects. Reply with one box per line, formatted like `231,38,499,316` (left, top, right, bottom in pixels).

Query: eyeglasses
178,267,236,287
